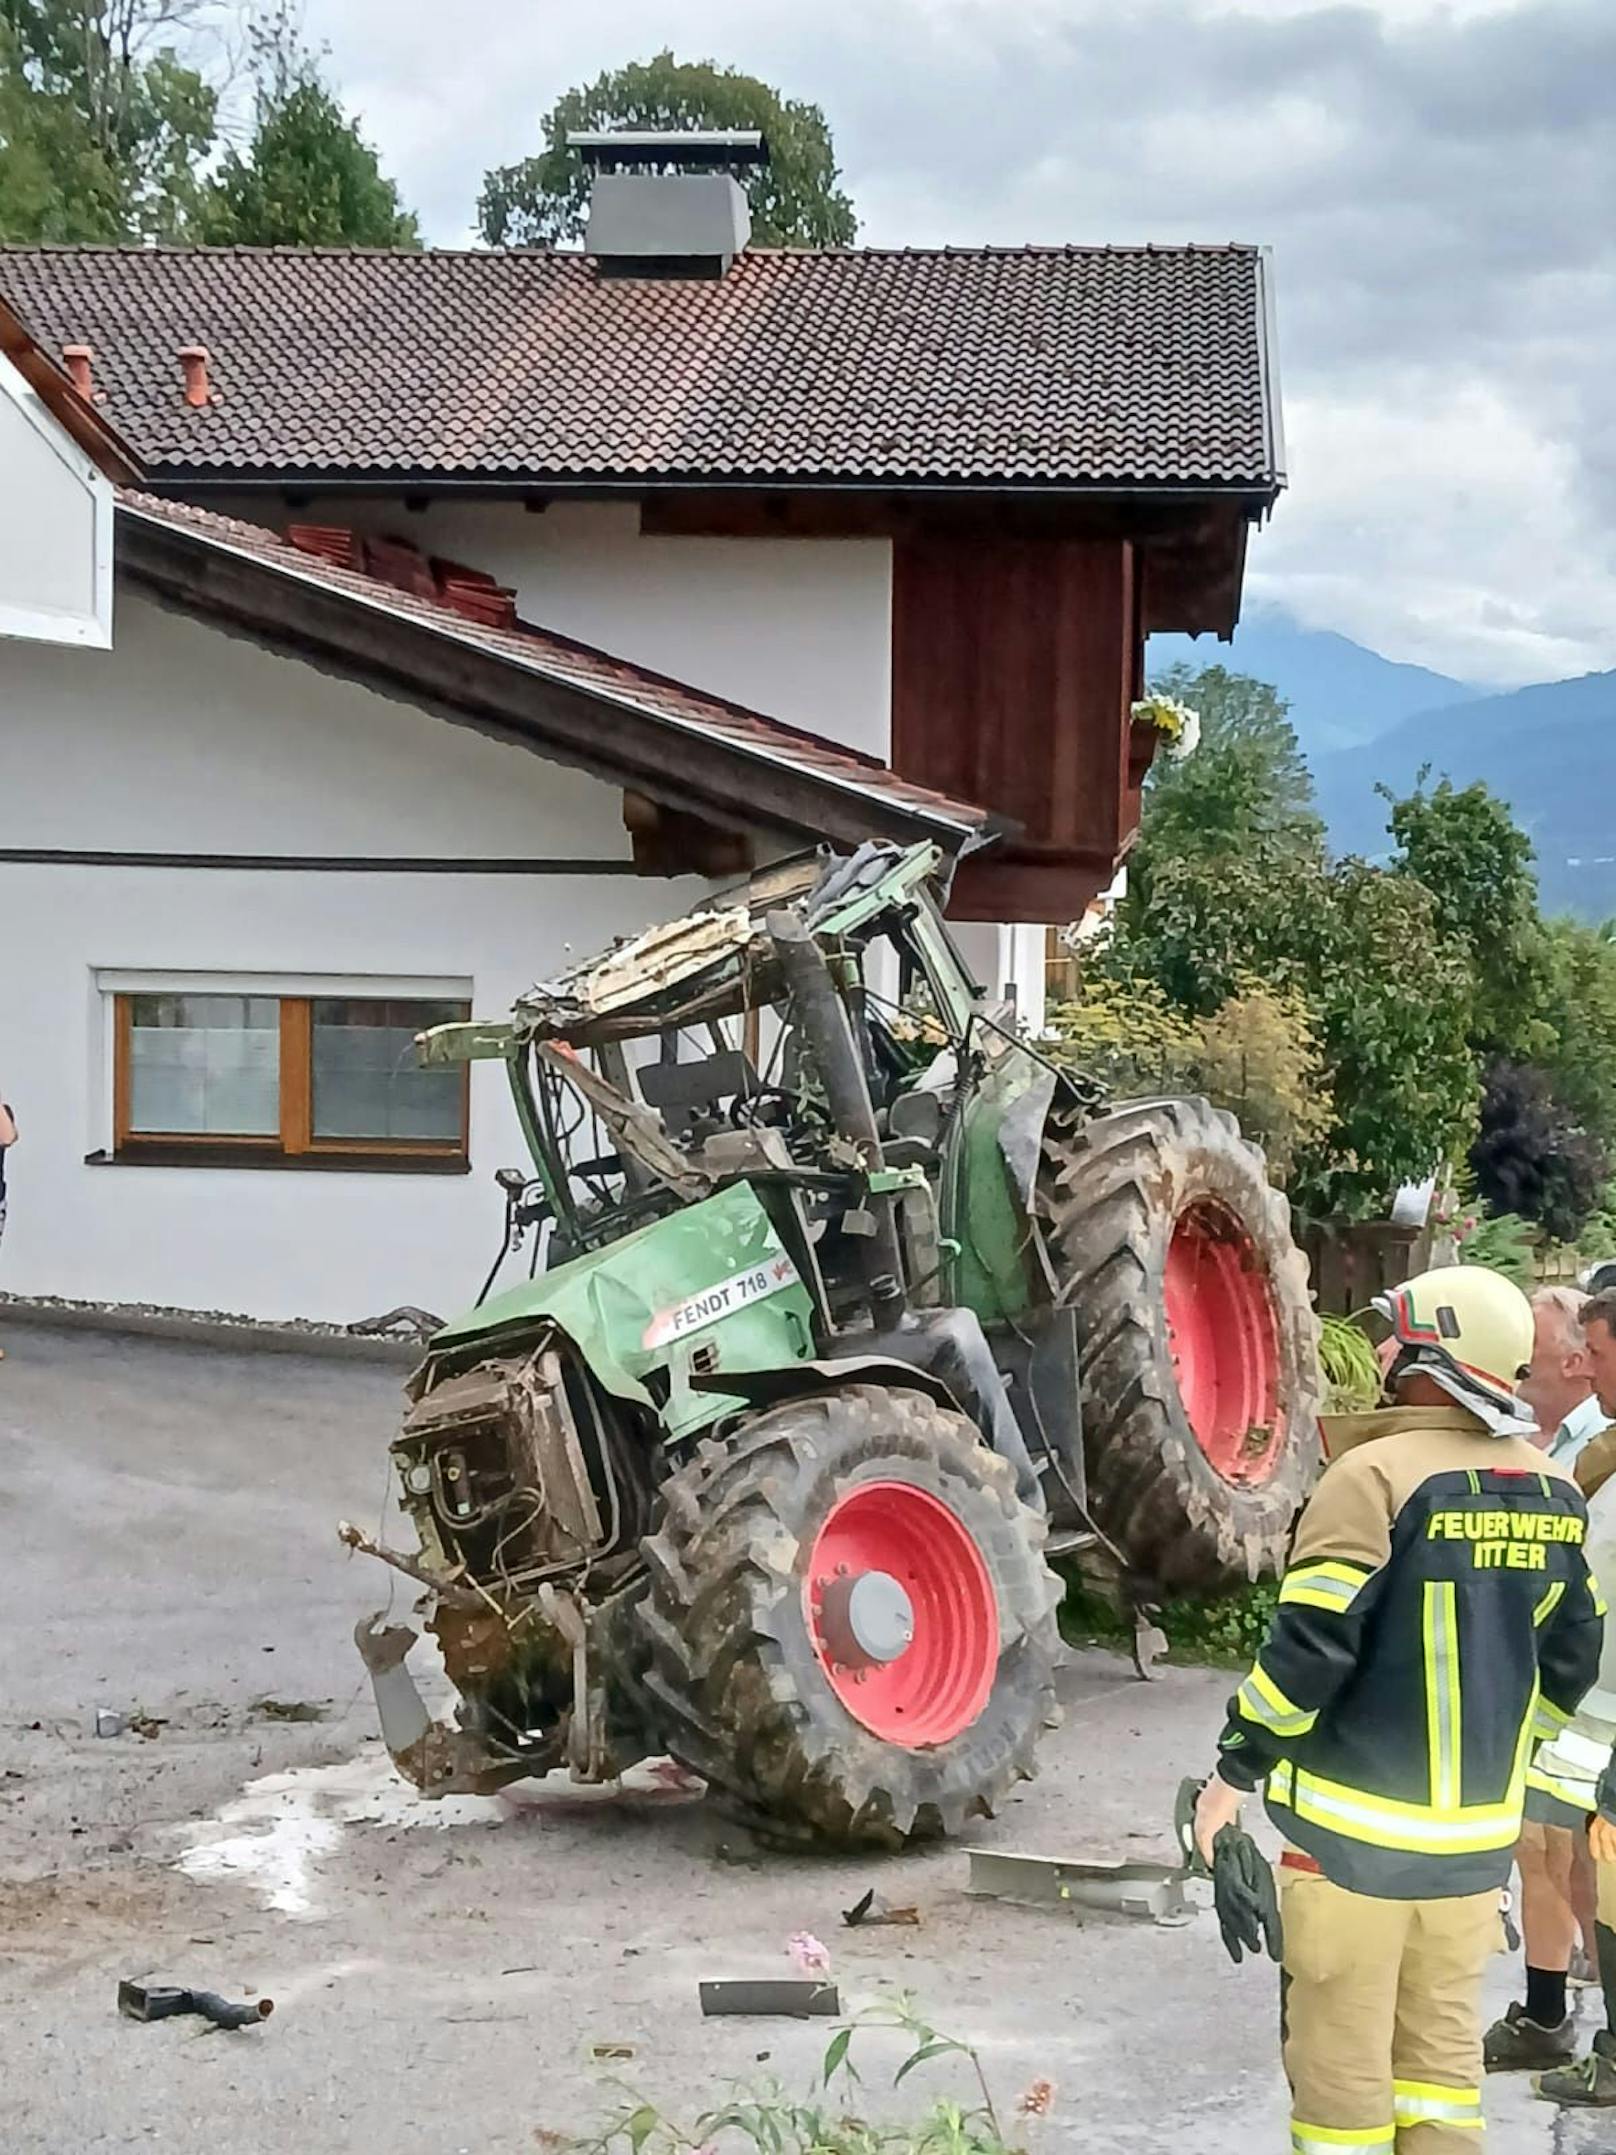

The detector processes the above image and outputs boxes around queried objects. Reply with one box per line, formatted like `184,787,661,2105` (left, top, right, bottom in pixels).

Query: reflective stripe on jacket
1216,1405,1603,1898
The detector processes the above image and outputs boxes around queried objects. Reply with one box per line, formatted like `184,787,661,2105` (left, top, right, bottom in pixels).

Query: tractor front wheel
634,1384,1061,1846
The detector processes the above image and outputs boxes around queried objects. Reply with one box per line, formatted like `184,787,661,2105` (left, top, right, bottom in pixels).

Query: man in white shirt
1486,1287,1609,2070
1530,1287,1608,1468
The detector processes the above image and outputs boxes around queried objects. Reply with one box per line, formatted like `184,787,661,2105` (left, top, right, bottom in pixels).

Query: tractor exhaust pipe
767,911,907,1327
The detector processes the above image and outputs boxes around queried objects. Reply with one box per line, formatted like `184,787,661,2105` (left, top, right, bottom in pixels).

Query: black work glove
1211,1823,1283,1966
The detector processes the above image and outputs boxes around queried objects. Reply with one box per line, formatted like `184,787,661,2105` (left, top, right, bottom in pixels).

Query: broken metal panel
578,904,753,1015
965,1846,1203,1926
353,1614,537,1797
415,1019,517,1066
534,1043,712,1203
698,1981,841,2019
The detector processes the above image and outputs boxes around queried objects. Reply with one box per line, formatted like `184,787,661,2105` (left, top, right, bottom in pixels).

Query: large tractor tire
634,1384,1061,1847
1038,1095,1322,1594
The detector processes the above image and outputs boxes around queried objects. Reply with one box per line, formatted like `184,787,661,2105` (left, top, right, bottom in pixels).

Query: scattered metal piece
591,2042,635,2060
965,1846,1202,1927
118,1981,273,2030
698,1980,841,2019
842,1889,921,1928
94,1708,125,1738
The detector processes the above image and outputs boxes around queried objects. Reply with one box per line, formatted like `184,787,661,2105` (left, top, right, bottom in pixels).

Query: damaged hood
429,1181,817,1436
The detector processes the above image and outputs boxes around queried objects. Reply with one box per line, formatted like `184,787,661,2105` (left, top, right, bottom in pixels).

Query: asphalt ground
0,1324,1597,2152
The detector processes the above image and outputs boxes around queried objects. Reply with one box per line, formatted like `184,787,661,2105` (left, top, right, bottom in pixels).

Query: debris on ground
128,1713,167,1741
842,1888,921,1928
590,2042,635,2060
965,1846,1202,1927
252,1697,328,1723
118,1980,274,2030
698,1979,840,2019
93,1708,125,1738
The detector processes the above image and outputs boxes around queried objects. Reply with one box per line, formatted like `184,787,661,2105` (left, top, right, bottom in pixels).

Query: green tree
478,49,856,249
0,0,216,240
200,6,417,247
1130,664,1325,903
1088,663,1481,1220
201,79,418,245
1539,916,1616,1145
1296,862,1478,1219
1386,774,1555,1061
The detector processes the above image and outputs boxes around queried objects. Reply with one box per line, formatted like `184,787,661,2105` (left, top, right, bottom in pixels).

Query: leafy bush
1048,975,1333,1183
1457,1208,1535,1287
1190,983,1334,1181
562,1999,1052,2155
1470,1060,1608,1246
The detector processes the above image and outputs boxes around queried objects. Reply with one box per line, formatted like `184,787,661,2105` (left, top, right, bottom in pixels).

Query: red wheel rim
803,1481,998,1747
1163,1199,1282,1483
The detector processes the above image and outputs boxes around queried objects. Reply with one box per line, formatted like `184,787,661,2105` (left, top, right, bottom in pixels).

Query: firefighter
1192,1265,1604,2152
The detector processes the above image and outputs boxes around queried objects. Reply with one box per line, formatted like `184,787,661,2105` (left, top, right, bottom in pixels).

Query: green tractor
349,843,1320,1845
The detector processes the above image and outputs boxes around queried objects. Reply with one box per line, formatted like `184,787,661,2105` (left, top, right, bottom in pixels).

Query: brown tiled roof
114,490,1001,852
5,245,1281,492
0,293,140,481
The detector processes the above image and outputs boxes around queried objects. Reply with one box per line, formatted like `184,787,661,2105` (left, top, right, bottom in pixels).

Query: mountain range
1149,607,1485,760
1146,608,1616,921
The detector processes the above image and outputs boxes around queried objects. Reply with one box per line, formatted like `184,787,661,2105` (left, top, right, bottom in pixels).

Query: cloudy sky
297,0,1616,690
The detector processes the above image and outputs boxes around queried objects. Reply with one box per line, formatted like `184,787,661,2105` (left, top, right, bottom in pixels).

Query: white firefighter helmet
1372,1265,1536,1437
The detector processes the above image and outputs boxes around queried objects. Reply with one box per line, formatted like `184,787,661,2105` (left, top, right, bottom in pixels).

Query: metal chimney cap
568,129,770,170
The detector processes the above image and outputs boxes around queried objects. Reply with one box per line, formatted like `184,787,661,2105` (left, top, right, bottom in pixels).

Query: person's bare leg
1488,1823,1578,2063
1573,1826,1600,1970
1524,1825,1578,1978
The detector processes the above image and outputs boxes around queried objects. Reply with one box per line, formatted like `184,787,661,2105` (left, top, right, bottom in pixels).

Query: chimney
571,129,767,279
61,344,94,400
178,344,211,408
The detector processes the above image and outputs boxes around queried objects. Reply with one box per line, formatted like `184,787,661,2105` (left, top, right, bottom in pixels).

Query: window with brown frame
113,993,470,1169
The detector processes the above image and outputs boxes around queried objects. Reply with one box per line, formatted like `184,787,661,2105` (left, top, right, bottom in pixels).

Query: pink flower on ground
1018,2078,1056,2117
787,1930,832,1978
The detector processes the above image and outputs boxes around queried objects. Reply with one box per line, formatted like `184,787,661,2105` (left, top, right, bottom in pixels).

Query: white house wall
0,350,113,649
212,497,894,759
0,592,706,1322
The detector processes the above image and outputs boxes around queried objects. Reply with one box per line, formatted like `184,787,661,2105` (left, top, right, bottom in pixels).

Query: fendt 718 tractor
349,842,1321,1845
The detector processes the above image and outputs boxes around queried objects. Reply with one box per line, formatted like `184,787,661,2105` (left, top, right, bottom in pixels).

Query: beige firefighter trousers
1280,1864,1500,2151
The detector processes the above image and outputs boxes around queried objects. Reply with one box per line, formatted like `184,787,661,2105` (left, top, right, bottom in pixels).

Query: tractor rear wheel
634,1384,1061,1846
1038,1095,1321,1593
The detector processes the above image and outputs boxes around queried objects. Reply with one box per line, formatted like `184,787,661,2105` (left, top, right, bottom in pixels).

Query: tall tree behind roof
0,0,217,241
477,49,857,249
199,1,418,247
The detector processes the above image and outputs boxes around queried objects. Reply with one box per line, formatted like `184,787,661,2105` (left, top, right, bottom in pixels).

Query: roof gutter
1254,247,1288,498
134,473,1284,507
